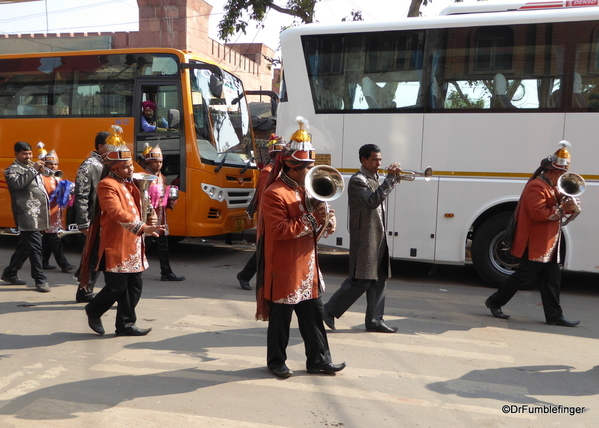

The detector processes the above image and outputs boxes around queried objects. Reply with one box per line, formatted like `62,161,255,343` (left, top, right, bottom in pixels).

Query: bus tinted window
300,21,599,113
0,53,179,118
302,31,426,112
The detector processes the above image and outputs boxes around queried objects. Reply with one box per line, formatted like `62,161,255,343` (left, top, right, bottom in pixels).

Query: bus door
387,176,439,263
134,81,186,234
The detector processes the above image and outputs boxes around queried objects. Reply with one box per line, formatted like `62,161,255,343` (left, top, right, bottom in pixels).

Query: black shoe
269,365,293,379
236,272,252,290
35,282,51,292
43,264,56,270
1,274,26,285
546,316,580,327
76,289,96,303
115,325,152,336
366,321,398,333
87,315,105,335
61,264,76,273
161,273,185,281
323,303,336,330
307,362,346,374
485,297,510,319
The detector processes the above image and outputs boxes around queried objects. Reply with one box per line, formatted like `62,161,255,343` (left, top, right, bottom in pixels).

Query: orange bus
0,48,258,237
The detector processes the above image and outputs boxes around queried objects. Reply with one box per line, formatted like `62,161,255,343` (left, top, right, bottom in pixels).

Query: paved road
0,235,598,427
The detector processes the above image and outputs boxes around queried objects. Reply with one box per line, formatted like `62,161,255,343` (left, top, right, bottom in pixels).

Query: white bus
276,2,599,285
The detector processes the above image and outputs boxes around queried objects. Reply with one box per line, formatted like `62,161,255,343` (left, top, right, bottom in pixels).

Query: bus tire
471,213,519,287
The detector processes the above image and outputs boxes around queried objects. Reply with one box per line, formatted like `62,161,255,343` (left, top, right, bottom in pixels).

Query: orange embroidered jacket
511,176,565,263
260,175,324,305
96,174,149,273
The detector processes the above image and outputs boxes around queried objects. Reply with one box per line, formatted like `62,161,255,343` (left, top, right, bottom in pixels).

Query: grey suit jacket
73,151,104,230
348,166,398,280
5,159,49,231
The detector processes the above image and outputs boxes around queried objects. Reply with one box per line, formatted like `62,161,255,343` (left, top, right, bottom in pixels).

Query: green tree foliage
218,0,318,42
445,91,485,109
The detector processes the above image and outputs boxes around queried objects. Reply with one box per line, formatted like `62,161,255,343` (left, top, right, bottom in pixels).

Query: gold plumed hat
143,142,163,161
37,142,47,160
104,125,132,161
267,134,286,154
285,116,315,162
551,140,571,170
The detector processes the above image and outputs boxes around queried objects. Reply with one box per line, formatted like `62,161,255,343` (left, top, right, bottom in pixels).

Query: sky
0,0,459,51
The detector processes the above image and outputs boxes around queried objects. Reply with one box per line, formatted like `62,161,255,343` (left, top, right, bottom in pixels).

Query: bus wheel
471,213,519,287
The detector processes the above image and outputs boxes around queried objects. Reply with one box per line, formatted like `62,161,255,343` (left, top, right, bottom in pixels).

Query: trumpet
557,172,585,226
305,165,345,240
396,166,433,182
27,160,63,178
57,223,83,238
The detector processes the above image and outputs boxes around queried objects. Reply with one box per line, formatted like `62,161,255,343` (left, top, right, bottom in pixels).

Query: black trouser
238,252,257,282
267,297,332,371
42,233,69,269
3,231,46,284
325,256,387,329
85,272,143,333
147,235,173,276
77,234,101,293
487,258,563,321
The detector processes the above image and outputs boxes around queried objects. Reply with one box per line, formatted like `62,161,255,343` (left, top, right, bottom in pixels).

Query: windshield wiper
240,156,254,174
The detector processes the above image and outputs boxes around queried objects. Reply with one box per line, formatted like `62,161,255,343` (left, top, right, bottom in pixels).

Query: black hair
14,141,31,152
95,131,110,150
359,144,381,162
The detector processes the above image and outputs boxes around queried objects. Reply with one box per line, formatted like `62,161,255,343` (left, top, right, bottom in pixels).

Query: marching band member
485,141,580,326
85,126,164,336
141,143,185,281
40,149,76,273
256,117,345,378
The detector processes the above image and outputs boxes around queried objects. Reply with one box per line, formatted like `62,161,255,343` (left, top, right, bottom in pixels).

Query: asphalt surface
0,234,598,427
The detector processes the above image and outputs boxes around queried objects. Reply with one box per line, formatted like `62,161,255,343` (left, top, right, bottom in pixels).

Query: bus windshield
190,64,253,167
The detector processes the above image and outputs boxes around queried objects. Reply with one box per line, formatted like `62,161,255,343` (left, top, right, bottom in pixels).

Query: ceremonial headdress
267,134,286,154
283,116,315,163
104,125,132,162
142,100,157,112
37,142,47,160
549,140,571,171
44,149,59,163
142,142,163,161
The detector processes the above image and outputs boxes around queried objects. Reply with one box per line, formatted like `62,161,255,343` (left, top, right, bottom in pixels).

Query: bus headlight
202,184,226,202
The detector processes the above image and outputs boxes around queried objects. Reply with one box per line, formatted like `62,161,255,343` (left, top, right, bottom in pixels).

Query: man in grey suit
323,144,401,333
1,141,51,292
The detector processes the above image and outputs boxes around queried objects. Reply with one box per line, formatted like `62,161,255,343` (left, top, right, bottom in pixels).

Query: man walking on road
323,144,401,333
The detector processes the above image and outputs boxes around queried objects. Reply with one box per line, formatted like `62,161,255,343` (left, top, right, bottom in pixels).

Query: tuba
305,165,345,240
557,172,585,226
132,172,158,224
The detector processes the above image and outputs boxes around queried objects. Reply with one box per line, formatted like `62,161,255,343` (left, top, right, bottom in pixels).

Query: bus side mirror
168,109,180,129
210,74,223,98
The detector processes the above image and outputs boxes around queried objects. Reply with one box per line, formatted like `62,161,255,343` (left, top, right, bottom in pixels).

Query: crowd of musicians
1,117,582,378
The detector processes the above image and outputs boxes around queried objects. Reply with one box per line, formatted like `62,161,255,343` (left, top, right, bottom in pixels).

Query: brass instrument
27,160,63,178
397,166,433,182
557,172,585,226
57,223,83,238
305,165,345,240
132,172,158,224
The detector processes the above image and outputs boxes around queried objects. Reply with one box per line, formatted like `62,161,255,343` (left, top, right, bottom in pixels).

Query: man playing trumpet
323,144,401,333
